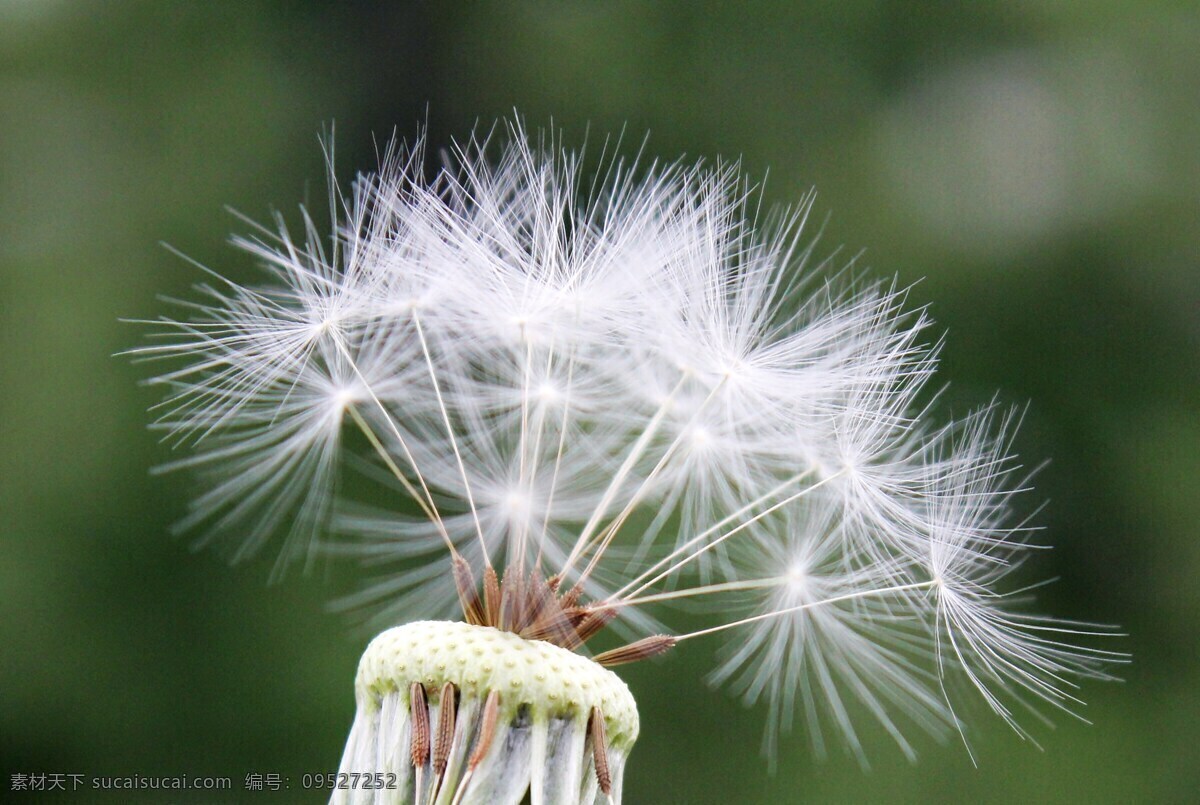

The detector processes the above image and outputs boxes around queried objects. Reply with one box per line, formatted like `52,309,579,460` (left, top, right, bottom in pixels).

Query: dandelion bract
131,121,1122,803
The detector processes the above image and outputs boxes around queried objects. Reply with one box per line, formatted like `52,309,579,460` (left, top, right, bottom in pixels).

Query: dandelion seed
130,120,1124,803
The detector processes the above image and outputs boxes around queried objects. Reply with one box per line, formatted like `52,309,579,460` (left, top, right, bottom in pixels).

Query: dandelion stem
675,579,937,642
561,371,690,577
513,326,537,568
602,576,788,608
537,339,576,571
627,469,844,600
611,468,817,599
346,404,455,554
330,336,453,548
574,375,729,589
413,309,489,565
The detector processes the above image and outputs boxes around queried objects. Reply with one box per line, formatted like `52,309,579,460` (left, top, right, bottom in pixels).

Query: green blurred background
2,1,1196,802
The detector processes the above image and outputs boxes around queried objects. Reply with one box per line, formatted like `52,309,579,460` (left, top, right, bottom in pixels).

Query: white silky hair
131,120,1120,766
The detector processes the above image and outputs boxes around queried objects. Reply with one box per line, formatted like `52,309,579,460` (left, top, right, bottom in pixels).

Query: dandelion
130,121,1123,803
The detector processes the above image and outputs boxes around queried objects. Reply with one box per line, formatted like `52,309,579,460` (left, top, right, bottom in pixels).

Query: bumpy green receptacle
335,621,639,805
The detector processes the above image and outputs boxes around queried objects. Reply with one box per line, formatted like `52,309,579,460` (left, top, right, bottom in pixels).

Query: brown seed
559,585,582,610
432,682,457,779
521,596,576,645
589,706,612,795
468,690,501,770
483,566,501,627
499,566,524,632
452,555,486,626
409,682,430,767
571,606,618,648
593,634,677,667
513,567,548,633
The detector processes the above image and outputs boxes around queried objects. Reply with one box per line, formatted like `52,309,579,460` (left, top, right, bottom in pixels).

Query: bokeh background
3,1,1197,802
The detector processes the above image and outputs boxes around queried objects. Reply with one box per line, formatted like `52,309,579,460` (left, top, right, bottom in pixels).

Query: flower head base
131,120,1123,800
339,621,637,805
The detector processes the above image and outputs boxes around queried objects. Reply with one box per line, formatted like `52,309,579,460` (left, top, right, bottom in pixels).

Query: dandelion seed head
129,118,1123,801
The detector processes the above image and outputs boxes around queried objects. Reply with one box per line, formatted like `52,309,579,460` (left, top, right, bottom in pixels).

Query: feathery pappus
130,121,1123,804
